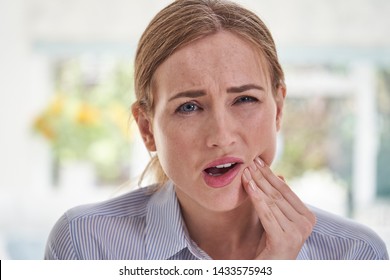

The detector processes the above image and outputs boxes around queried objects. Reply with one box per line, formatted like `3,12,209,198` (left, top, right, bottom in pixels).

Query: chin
204,182,249,212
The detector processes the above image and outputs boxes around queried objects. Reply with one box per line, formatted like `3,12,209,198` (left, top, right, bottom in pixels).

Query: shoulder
301,206,389,260
66,186,154,220
45,186,156,259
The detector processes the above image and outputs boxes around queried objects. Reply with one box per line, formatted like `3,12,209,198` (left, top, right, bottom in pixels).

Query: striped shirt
44,182,389,260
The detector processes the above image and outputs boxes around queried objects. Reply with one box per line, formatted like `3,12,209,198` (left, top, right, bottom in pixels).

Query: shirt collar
145,181,210,260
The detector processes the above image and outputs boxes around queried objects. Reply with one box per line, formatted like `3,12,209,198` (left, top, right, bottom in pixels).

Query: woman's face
139,31,285,212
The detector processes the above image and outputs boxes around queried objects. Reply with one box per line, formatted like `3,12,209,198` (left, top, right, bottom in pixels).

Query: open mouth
202,157,243,188
204,163,238,177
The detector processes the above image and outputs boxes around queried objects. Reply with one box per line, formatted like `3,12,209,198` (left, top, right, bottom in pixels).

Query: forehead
152,31,270,92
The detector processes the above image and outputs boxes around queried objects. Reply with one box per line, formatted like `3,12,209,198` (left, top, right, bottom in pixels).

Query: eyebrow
168,83,265,102
227,84,265,93
168,90,206,101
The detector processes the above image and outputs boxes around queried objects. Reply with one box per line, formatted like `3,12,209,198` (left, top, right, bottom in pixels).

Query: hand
242,157,316,260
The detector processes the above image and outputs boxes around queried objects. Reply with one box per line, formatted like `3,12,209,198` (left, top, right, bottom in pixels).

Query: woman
45,0,388,260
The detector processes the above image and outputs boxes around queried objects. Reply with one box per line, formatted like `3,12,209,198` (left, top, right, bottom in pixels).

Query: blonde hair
132,0,285,188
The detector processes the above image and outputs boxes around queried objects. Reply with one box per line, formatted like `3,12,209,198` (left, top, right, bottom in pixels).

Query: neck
177,192,263,260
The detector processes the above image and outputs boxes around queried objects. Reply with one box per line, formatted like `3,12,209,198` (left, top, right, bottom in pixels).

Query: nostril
206,128,237,148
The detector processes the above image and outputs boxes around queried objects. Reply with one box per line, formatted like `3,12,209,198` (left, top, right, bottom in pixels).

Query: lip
202,157,243,188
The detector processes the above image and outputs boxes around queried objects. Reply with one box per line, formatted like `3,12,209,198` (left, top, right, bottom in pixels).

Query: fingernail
243,168,252,181
249,180,257,193
255,157,265,167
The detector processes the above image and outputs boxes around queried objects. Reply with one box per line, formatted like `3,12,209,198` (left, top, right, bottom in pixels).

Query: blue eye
177,102,200,114
235,96,258,104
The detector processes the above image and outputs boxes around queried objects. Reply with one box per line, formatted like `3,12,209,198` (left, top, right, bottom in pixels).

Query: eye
176,102,201,114
234,96,258,104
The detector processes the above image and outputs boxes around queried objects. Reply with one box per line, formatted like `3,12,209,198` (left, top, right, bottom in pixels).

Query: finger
253,157,316,226
248,161,316,239
243,169,288,232
243,169,309,260
248,162,298,221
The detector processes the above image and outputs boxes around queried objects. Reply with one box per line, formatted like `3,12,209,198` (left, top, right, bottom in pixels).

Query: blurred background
1,0,389,259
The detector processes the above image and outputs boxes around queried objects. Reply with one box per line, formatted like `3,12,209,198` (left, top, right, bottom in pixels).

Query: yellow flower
33,115,56,140
107,102,131,138
75,102,101,125
47,94,65,116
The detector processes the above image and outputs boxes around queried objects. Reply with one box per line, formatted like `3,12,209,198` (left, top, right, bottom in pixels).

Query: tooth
215,163,233,168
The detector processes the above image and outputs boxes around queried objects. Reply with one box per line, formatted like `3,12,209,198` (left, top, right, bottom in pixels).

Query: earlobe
132,105,156,151
275,85,286,131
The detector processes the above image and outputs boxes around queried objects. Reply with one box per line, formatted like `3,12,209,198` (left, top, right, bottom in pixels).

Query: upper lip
203,156,244,170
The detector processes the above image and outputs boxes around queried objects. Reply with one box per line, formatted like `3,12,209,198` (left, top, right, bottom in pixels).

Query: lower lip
202,164,242,188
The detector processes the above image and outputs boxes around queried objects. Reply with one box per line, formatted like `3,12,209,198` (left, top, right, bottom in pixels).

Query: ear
132,104,156,152
275,85,286,131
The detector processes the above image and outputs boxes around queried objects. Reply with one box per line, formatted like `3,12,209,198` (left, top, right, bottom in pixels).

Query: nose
205,110,237,149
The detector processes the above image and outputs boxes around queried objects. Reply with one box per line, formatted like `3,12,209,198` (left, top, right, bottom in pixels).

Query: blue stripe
44,182,389,260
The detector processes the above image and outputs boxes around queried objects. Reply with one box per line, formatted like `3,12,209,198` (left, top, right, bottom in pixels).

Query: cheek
153,119,197,178
246,108,278,164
